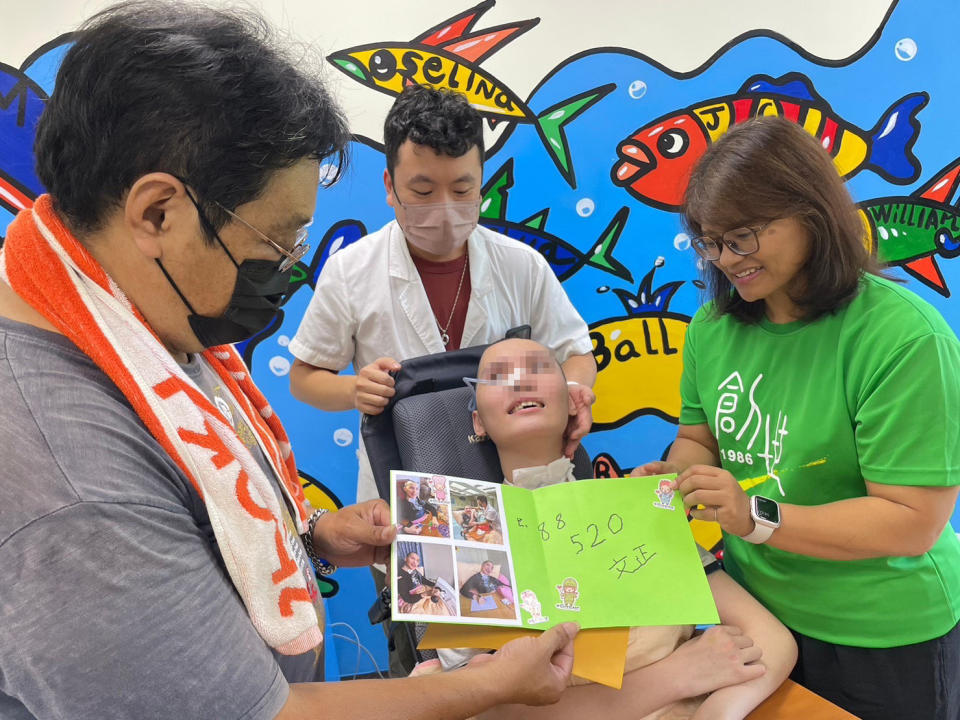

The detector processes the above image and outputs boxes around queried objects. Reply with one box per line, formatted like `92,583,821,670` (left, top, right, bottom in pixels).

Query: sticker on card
519,589,549,625
653,479,676,510
555,576,582,611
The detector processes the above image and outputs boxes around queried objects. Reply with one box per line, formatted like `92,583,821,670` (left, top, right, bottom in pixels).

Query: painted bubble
576,198,595,217
628,80,647,99
319,162,340,183
269,356,291,377
894,38,917,62
333,428,354,447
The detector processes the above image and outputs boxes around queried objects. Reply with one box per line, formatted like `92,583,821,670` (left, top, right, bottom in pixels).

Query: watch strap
740,520,776,544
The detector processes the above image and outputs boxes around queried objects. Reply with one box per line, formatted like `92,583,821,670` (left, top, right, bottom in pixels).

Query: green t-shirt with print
680,273,960,647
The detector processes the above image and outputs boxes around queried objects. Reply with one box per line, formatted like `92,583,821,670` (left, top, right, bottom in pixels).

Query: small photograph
449,479,503,544
396,474,450,538
395,541,458,618
455,546,517,621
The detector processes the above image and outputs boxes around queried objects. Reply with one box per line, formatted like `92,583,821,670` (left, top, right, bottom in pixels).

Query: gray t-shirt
0,317,321,720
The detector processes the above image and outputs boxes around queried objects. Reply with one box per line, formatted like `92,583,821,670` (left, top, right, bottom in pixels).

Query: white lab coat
289,219,592,504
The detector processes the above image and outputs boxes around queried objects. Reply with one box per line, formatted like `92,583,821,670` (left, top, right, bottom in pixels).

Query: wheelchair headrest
361,344,489,500
393,386,505,484
364,385,593,500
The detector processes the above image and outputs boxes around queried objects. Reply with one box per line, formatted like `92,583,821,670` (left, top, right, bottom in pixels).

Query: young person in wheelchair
419,338,797,720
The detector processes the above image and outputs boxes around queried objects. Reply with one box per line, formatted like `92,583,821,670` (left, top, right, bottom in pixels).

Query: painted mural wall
4,0,956,677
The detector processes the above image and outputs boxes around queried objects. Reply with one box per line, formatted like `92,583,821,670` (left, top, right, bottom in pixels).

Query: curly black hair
35,1,350,237
384,85,484,175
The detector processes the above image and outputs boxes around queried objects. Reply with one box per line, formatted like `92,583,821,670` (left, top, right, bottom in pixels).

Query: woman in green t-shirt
634,116,960,720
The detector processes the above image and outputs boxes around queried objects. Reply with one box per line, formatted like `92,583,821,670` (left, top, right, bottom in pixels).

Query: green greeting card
390,470,719,629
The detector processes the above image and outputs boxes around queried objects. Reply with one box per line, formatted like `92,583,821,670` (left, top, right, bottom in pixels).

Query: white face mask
395,193,480,257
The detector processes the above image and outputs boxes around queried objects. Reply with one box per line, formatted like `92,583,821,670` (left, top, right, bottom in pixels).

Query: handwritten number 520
570,513,623,555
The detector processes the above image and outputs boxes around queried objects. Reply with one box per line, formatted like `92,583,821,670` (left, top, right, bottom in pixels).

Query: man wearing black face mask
290,86,598,514
155,184,309,348
0,4,581,719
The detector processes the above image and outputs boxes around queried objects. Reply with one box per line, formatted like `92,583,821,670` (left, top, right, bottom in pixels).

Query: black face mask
159,183,294,347
158,255,291,348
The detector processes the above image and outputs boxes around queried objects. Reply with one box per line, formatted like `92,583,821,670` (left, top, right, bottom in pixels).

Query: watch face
754,496,780,524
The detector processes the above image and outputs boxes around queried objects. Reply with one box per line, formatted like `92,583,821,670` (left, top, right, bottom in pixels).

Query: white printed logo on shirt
715,371,787,496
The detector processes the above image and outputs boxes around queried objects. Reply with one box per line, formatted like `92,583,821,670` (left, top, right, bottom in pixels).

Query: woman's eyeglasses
691,221,773,261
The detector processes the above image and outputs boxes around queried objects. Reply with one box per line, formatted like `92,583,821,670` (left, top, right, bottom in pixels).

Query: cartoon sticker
653,479,676,510
555,577,581,611
519,589,549,625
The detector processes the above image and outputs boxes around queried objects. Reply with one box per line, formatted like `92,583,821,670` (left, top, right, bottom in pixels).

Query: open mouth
732,266,762,280
508,399,545,415
611,142,657,185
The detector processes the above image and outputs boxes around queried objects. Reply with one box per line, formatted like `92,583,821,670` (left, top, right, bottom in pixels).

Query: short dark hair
35,1,349,237
384,85,483,176
682,116,881,323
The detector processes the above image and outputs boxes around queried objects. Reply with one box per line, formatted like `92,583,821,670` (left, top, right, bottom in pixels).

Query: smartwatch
740,495,781,544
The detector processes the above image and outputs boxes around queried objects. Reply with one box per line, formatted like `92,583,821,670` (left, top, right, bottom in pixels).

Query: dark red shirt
411,252,471,350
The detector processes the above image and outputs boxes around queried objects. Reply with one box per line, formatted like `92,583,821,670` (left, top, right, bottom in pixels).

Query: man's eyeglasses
178,179,312,272
691,221,773,261
214,202,311,272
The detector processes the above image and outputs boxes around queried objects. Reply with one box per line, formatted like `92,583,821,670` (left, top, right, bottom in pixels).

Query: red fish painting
611,73,927,211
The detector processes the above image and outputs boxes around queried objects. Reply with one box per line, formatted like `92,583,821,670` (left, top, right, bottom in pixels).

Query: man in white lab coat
290,85,596,508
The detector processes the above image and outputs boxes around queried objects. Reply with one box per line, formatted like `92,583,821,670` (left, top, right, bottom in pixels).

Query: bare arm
290,357,400,415
280,670,494,720
693,572,797,720
666,423,720,470
560,353,597,458
480,624,765,720
767,482,960,559
478,658,693,720
677,464,960,560
277,624,579,720
644,422,958,559
632,423,720,477
289,359,355,411
561,352,597,388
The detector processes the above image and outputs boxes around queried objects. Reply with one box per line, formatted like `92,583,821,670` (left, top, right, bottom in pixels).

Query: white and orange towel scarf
0,195,322,655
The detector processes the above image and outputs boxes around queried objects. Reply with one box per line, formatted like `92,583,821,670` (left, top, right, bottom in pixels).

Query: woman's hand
676,465,753,537
630,460,681,477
